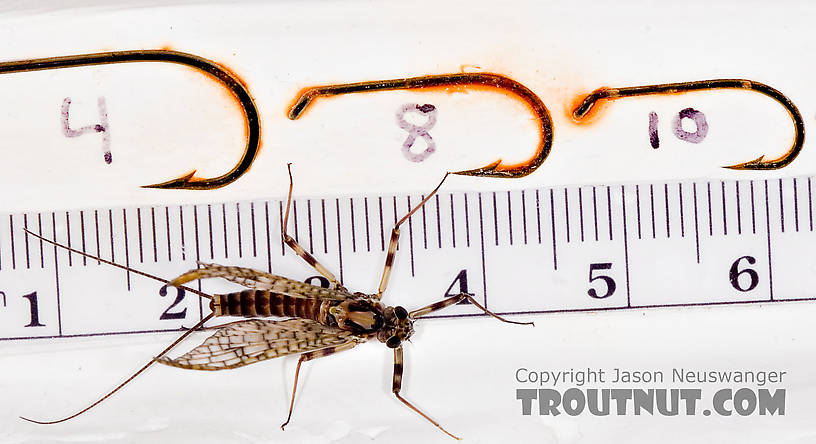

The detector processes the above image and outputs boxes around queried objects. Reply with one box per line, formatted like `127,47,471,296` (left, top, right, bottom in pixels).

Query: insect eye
386,336,401,348
394,306,408,320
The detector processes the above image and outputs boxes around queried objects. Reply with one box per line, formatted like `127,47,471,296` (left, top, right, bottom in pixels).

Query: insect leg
281,339,360,430
20,313,215,425
392,346,460,440
283,164,347,291
376,173,450,299
409,293,533,326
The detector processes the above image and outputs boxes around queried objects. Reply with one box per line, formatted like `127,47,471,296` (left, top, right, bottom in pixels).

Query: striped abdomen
212,289,322,321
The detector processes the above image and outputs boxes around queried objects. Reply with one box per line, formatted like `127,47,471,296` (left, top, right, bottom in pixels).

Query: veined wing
157,319,361,371
169,262,353,300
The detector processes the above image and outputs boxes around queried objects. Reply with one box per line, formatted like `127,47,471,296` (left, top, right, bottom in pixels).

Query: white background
0,1,814,443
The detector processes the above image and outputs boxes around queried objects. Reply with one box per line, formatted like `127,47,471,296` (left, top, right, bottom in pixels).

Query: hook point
142,171,198,189
722,155,768,170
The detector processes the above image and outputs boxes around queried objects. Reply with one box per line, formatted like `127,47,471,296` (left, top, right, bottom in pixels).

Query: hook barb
0,50,260,189
288,73,553,178
572,79,804,170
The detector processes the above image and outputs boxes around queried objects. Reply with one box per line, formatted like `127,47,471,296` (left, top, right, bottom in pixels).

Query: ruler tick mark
8,215,15,270
507,191,514,246
193,206,201,264
450,194,456,248
809,177,813,231
420,195,428,250
307,200,315,254
322,199,329,254
621,185,631,307
250,202,258,257
164,207,171,262
721,181,728,236
592,187,599,242
750,180,757,234
23,214,30,269
221,204,228,258
706,182,713,237
436,194,442,249
264,201,272,273
465,193,472,247
193,205,203,320
80,211,88,266
635,185,642,240
678,183,685,237
406,196,415,276
550,189,557,270
535,189,541,244
664,183,670,238
108,209,115,262
236,203,243,258
51,213,62,336
97,210,104,264
350,198,358,252
735,181,742,235
38,214,44,268
150,208,158,263
564,188,570,243
478,193,488,306
693,183,701,263
778,178,785,233
136,208,144,263
207,205,214,259
649,184,656,239
522,190,529,245
793,178,800,232
178,206,186,261
335,198,345,284
122,209,131,290
578,188,584,242
378,197,385,252
607,186,613,241
764,180,774,301
363,197,370,252
65,212,73,266
492,192,499,246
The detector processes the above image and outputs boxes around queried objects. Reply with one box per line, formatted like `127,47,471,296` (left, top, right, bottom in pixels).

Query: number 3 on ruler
588,263,616,299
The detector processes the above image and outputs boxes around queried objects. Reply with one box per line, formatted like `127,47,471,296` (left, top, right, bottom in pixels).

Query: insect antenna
21,228,212,300
20,312,215,424
18,229,216,424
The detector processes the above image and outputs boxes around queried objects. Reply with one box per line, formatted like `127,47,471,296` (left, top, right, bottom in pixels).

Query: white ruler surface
0,175,813,341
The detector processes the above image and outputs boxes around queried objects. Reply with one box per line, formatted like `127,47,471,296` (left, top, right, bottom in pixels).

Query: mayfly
20,165,533,439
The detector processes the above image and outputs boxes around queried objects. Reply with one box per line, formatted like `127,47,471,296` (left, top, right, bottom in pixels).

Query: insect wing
158,319,355,370
170,262,353,300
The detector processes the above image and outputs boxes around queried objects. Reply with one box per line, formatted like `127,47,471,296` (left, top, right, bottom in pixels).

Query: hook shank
572,79,804,170
0,50,260,189
289,73,553,178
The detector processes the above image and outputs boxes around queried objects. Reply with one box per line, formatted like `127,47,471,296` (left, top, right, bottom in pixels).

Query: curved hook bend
289,73,553,178
572,79,804,170
0,50,260,189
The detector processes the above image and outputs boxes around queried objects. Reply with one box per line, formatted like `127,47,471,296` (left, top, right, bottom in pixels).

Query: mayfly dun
20,165,533,439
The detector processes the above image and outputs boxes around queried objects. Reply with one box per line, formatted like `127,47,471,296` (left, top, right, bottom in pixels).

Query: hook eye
572,79,804,170
0,49,260,189
288,72,553,178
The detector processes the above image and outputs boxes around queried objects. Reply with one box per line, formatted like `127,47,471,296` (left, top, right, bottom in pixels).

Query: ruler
0,175,813,341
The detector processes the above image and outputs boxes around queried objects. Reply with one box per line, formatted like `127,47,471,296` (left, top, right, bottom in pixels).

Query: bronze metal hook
0,49,260,189
288,73,553,178
572,79,804,170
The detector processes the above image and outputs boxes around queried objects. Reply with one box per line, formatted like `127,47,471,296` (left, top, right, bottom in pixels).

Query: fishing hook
572,79,804,170
0,49,260,189
288,73,553,178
